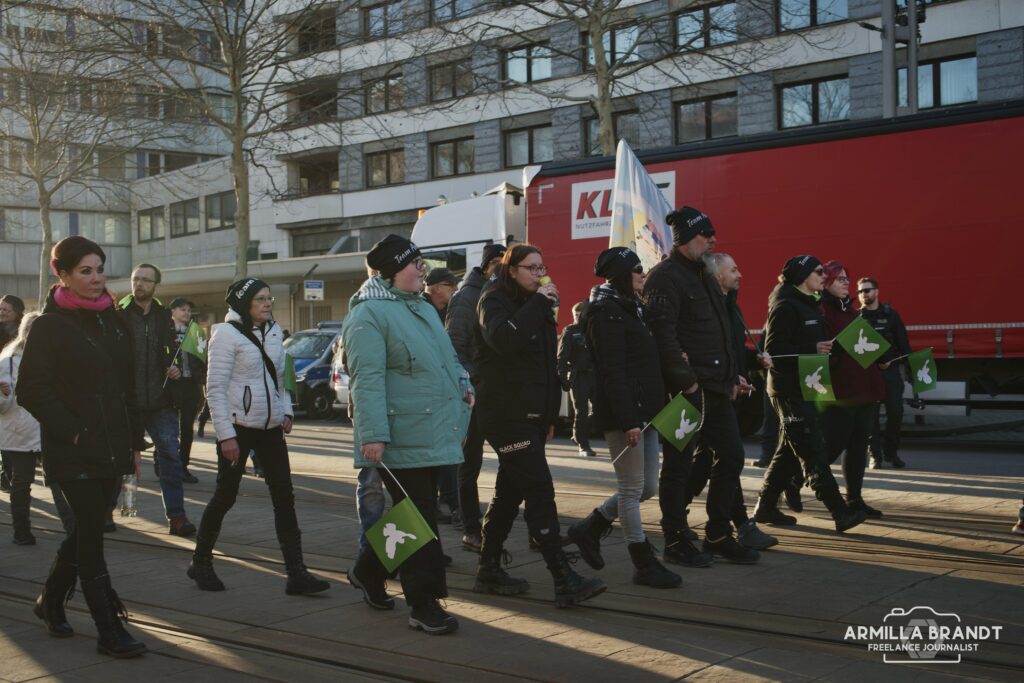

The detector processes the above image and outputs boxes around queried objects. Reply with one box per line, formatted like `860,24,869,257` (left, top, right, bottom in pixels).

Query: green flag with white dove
908,348,937,393
367,496,437,573
835,316,890,369
650,393,702,451
179,321,208,363
798,354,836,402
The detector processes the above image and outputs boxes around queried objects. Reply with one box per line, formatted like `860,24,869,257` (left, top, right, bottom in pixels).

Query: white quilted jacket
206,310,292,441
0,353,42,452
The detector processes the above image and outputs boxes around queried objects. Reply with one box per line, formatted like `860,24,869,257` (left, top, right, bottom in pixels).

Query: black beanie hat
225,278,270,325
666,206,715,245
594,247,641,280
782,255,822,285
366,234,421,279
480,243,506,269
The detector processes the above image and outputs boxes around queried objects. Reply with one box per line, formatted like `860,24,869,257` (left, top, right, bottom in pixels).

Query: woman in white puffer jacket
187,278,329,596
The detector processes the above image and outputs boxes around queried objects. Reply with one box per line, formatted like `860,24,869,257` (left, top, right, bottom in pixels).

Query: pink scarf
53,287,114,312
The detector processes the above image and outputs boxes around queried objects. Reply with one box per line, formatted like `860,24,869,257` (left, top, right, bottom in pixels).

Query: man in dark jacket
120,264,195,536
168,298,206,484
643,207,756,565
857,277,912,469
423,268,458,323
557,302,596,457
445,244,504,551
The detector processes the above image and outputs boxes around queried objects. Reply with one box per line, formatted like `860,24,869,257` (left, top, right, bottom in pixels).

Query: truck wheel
305,386,334,420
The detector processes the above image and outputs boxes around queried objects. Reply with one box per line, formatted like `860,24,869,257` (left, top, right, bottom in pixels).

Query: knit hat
666,206,715,245
782,255,822,286
480,243,506,269
425,267,458,287
366,234,421,279
225,278,270,325
821,260,846,289
594,247,641,280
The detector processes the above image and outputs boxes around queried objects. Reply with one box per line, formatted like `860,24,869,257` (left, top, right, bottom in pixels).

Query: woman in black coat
471,243,605,607
17,236,147,658
567,248,680,589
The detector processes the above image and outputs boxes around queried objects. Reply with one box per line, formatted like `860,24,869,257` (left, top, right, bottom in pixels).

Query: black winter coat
445,267,488,379
585,292,665,432
17,290,144,482
861,304,912,365
764,283,828,400
643,249,738,395
119,299,176,411
475,283,560,433
556,322,594,390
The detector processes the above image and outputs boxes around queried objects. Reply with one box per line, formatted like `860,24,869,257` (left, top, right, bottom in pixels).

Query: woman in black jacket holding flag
568,248,680,588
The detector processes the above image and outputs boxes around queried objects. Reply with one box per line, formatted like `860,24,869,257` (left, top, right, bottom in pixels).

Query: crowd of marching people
0,207,1003,653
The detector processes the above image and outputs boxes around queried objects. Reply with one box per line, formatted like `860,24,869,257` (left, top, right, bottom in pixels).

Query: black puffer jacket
585,286,665,432
643,249,738,395
764,283,827,400
17,290,144,482
475,282,560,433
445,267,489,379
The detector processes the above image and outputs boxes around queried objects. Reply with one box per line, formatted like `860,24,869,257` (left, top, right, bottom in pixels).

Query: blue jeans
143,408,186,519
357,467,386,551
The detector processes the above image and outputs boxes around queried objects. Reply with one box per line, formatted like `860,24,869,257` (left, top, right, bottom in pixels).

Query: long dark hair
606,271,635,300
494,243,542,298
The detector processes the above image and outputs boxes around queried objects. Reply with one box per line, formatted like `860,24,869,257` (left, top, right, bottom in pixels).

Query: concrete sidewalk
0,422,1021,682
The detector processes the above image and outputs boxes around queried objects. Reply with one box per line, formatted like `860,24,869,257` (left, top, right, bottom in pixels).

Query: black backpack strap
228,321,280,392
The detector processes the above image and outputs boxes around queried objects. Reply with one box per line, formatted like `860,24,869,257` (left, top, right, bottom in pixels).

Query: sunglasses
857,288,877,294
632,264,644,274
813,267,825,276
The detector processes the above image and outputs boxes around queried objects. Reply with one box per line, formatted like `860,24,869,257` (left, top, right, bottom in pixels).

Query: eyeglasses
857,288,876,295
253,296,275,304
632,264,644,274
813,267,825,276
516,264,547,276
412,258,426,271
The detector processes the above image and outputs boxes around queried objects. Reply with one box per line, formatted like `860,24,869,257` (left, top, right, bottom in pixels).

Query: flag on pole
908,348,937,393
835,317,891,369
650,393,702,451
608,139,674,271
179,321,208,363
798,354,836,402
367,496,437,573
283,353,297,393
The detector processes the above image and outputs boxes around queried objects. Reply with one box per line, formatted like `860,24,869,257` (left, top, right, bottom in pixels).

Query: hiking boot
34,558,76,637
753,494,797,526
663,532,713,568
280,530,330,595
408,600,458,635
627,540,681,589
848,498,883,519
474,552,530,596
187,554,225,591
566,509,613,570
541,547,606,608
168,516,196,537
833,508,868,533
703,535,760,564
737,520,778,550
81,575,146,658
347,567,393,609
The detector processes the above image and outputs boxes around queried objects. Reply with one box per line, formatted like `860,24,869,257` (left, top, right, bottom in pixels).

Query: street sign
304,280,324,301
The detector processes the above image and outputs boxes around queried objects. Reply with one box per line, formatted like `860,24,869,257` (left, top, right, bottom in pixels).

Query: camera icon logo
882,606,962,664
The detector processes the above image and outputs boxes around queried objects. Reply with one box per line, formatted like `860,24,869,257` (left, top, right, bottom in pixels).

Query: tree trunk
36,187,53,307
231,135,250,281
587,17,617,157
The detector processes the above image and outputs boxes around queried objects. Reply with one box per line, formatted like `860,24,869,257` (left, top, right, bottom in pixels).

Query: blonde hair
0,311,41,359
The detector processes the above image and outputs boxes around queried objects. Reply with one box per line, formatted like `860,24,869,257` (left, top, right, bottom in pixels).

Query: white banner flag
608,140,675,270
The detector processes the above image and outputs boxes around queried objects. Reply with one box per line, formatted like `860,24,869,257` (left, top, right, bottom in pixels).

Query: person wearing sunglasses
753,256,868,533
568,247,681,588
857,277,912,469
188,278,330,598
472,243,606,607
642,206,751,566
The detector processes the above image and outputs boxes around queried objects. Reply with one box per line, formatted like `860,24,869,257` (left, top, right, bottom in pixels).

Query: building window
899,54,976,109
779,76,849,128
676,2,737,49
205,191,236,232
366,149,405,187
138,207,164,242
584,25,640,68
505,125,553,166
676,94,737,142
365,76,403,114
430,60,473,101
432,0,474,23
585,111,642,156
364,2,403,39
432,138,474,177
777,0,848,31
170,199,199,238
505,44,551,84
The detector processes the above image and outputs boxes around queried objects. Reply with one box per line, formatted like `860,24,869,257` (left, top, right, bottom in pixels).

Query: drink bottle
121,474,138,517
538,275,559,319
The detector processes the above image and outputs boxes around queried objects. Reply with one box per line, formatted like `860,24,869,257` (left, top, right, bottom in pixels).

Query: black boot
566,508,613,570
703,535,760,564
279,530,330,595
541,545,606,608
80,575,146,658
662,530,713,568
187,533,225,591
473,542,530,596
348,546,394,610
848,497,883,519
783,477,804,513
10,478,36,545
820,488,868,533
33,558,76,637
753,491,797,526
627,540,681,589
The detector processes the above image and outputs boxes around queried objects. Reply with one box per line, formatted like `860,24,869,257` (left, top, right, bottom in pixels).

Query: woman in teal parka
343,234,472,636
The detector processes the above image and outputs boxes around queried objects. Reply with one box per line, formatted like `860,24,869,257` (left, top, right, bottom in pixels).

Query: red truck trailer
525,102,1024,405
